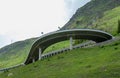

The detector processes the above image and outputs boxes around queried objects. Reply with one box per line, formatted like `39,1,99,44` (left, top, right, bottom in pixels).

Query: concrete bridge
24,29,113,64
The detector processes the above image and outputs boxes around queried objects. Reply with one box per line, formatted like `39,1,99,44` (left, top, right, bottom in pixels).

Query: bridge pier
39,48,42,60
70,37,73,50
32,58,35,63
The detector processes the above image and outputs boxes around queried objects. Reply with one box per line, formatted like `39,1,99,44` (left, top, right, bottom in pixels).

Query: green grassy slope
62,0,120,35
0,38,70,69
1,0,120,69
91,6,120,35
0,38,37,69
44,40,70,54
0,39,120,78
1,0,120,77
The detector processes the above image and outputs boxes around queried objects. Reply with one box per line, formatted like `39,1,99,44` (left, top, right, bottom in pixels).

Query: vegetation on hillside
1,0,120,69
0,38,72,68
91,6,120,35
62,0,120,35
0,38,37,68
0,0,120,77
0,39,120,78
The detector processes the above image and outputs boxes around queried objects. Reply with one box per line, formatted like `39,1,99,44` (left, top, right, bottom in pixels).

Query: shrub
114,47,118,50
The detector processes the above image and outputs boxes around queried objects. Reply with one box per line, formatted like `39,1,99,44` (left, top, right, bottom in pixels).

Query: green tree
117,19,120,33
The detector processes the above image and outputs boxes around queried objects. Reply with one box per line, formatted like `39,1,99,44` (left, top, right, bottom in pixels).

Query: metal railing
0,63,24,72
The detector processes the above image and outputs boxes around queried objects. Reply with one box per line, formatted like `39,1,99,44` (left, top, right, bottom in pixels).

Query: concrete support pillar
32,58,35,63
39,48,42,60
70,36,73,50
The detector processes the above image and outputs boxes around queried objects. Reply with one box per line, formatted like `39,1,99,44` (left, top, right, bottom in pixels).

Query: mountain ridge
62,0,120,35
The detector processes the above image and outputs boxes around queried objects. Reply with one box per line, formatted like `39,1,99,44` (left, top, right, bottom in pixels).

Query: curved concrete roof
25,29,113,64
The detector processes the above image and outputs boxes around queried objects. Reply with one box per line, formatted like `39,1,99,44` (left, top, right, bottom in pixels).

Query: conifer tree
117,19,120,33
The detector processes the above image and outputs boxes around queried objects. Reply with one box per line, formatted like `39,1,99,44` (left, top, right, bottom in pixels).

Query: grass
92,6,120,35
65,5,120,35
1,6,120,69
0,34,84,69
44,40,70,53
0,38,37,69
0,1,120,77
0,38,120,78
0,38,71,69
0,38,75,69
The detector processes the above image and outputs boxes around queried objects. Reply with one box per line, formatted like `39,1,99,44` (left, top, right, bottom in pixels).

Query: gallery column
70,37,73,50
39,48,42,60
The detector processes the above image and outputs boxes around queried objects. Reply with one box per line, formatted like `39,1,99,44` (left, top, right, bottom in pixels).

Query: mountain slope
0,38,70,68
0,38,37,68
0,0,120,77
0,39,120,78
1,0,120,69
62,0,120,35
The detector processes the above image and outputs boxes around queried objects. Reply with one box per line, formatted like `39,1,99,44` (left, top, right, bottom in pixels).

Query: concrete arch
25,29,113,64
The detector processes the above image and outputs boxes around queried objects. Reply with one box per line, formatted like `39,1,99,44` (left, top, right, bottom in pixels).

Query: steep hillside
0,38,70,69
0,39,120,78
62,0,120,35
0,38,37,68
92,6,120,35
0,0,120,77
1,0,120,70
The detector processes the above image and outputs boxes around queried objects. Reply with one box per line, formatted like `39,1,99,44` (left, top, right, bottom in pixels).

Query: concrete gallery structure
25,29,113,64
